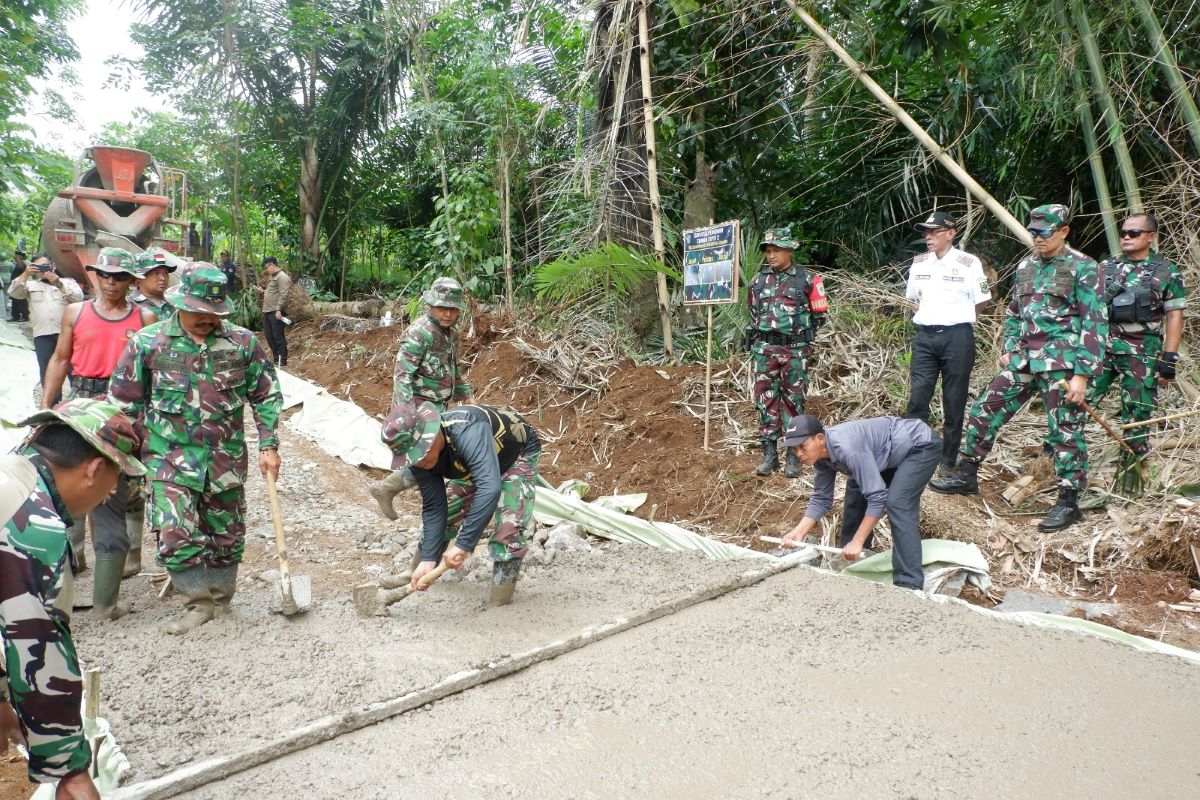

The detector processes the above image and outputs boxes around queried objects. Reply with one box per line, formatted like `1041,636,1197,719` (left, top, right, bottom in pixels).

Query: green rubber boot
162,567,214,635
91,554,130,621
369,468,417,520
123,507,144,579
488,560,521,608
209,564,239,617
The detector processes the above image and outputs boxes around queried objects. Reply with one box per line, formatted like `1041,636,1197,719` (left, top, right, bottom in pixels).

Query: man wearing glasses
904,211,991,478
1089,212,1186,488
40,248,157,619
931,204,1107,532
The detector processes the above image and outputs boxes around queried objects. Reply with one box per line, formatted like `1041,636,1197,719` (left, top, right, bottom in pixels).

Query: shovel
352,561,452,617
759,536,874,560
266,471,311,616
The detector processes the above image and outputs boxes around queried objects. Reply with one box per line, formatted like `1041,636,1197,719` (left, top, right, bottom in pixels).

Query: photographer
7,254,84,404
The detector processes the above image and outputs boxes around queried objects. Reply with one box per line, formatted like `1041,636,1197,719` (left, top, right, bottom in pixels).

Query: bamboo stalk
1071,0,1143,210
783,1,1032,246
1118,408,1200,430
637,0,674,360
1133,0,1200,155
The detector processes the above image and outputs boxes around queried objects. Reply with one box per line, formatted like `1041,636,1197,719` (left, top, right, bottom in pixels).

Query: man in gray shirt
781,415,941,590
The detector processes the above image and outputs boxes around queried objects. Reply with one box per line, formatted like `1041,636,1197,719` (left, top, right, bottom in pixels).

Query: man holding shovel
109,263,282,634
781,415,941,590
383,401,540,607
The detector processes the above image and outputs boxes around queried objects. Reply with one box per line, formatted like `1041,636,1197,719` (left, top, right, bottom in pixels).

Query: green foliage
534,243,678,303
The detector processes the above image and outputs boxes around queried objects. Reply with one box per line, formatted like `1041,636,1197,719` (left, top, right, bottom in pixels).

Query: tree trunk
637,0,673,360
300,135,321,264
683,104,716,230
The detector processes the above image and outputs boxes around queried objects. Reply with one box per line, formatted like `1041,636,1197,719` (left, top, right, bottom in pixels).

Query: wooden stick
704,304,713,451
1117,408,1200,430
759,535,843,555
1056,380,1134,453
638,0,673,360
83,669,100,722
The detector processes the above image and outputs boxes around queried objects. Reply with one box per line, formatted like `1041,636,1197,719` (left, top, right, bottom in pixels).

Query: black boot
1038,487,1082,532
783,446,801,478
929,459,979,494
755,439,779,476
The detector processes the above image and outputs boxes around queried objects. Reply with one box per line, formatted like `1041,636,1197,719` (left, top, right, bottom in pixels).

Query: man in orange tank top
41,248,157,621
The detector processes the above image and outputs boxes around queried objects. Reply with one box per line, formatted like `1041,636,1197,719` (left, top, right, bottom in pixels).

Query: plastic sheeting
0,320,40,452
27,716,131,798
840,539,993,594
277,370,392,469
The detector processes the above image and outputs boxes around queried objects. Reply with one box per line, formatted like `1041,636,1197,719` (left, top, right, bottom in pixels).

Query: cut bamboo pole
704,304,713,451
1071,0,1143,211
1133,0,1200,155
783,0,1032,246
1118,408,1200,430
637,0,674,360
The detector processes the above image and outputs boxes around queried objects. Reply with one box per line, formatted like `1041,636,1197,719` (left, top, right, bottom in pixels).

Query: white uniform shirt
7,274,85,337
905,246,991,326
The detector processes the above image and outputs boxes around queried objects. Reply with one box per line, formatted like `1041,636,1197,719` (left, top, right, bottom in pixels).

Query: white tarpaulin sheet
277,370,392,469
0,320,40,452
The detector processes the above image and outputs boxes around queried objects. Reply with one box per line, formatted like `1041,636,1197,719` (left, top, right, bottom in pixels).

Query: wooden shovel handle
379,561,452,606
266,471,292,584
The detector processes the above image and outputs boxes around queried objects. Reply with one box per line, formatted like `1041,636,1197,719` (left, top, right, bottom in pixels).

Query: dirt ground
1,312,1198,797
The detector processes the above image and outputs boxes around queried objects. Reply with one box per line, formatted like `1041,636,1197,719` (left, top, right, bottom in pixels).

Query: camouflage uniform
1088,252,1187,455
0,399,143,784
957,212,1108,491
108,267,282,572
391,312,473,409
747,229,826,440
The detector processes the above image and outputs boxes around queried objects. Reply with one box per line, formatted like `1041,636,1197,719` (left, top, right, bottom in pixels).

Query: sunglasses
1119,228,1154,238
94,271,133,282
1027,228,1059,239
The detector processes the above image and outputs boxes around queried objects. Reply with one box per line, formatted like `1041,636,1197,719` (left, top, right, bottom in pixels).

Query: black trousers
839,437,943,589
33,334,62,405
904,323,975,466
263,312,288,365
9,296,28,320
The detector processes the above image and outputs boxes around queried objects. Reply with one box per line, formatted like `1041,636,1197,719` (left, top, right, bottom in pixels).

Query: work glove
1156,352,1178,381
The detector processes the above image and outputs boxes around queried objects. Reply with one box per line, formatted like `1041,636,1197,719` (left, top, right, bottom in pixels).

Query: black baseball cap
914,211,957,232
262,256,278,266
783,415,824,446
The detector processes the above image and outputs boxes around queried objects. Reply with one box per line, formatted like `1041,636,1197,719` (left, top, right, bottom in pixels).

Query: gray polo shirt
804,417,934,520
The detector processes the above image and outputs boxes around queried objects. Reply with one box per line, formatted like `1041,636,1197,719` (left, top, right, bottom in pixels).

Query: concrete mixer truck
40,145,192,285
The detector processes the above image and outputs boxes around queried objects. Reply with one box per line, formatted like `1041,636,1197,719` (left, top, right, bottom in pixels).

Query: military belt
70,375,111,394
755,329,814,346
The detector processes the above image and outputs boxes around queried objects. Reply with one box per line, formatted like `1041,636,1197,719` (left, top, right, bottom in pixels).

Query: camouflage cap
134,250,176,274
87,247,140,278
760,227,799,251
1028,204,1069,232
21,398,146,476
422,277,466,311
165,262,234,316
381,401,442,468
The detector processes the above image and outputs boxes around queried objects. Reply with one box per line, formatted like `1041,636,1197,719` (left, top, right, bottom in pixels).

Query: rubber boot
1038,487,1082,532
68,519,87,572
783,447,801,478
929,459,979,495
488,560,521,608
369,468,417,521
123,507,144,579
209,564,238,618
754,439,779,477
161,567,215,635
90,554,130,620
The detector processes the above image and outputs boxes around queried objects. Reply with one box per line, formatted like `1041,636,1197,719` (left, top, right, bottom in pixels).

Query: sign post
682,221,740,451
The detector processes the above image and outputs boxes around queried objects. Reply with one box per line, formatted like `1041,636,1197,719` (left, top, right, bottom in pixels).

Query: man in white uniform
903,211,991,475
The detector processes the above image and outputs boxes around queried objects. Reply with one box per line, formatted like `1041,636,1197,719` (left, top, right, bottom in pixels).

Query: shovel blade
271,575,312,616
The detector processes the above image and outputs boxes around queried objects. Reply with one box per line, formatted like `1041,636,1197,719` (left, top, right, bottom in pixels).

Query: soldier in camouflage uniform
384,401,540,607
109,263,282,634
1087,212,1185,488
369,276,473,520
130,250,177,319
0,398,144,795
931,205,1108,531
746,227,827,477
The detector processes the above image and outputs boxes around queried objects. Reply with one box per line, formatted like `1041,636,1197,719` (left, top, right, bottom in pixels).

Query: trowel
266,472,311,616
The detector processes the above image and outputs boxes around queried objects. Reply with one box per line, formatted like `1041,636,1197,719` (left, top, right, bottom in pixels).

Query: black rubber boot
783,447,801,478
755,439,779,477
929,459,979,495
1038,487,1082,532
488,560,521,607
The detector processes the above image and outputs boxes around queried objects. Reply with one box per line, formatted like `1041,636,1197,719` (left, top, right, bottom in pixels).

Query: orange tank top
71,301,144,379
